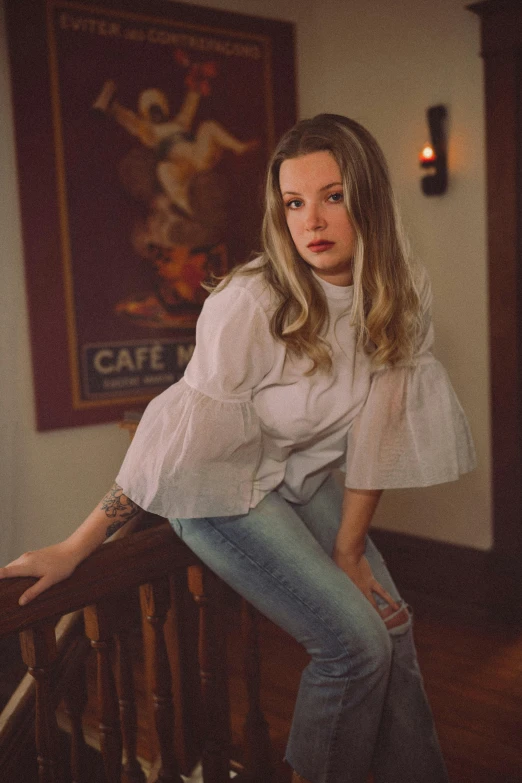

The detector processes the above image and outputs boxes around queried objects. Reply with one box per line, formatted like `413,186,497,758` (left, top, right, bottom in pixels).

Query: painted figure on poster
92,50,258,327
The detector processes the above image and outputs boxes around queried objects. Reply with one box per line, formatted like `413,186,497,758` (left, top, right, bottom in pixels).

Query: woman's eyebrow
282,181,343,197
319,181,343,191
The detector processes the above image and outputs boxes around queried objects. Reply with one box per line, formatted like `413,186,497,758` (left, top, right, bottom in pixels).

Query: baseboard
370,528,522,624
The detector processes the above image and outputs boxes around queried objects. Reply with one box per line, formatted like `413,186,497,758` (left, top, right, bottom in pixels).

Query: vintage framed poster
5,0,297,429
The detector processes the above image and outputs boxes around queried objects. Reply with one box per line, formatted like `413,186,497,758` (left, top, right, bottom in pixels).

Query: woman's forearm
64,482,144,561
0,483,145,605
333,487,399,612
334,487,383,560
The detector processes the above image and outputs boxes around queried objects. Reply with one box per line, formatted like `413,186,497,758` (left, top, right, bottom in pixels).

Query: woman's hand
0,541,84,606
333,549,399,613
0,482,143,607
335,487,399,614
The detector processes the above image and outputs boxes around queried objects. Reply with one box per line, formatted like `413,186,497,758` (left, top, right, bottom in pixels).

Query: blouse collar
312,271,354,301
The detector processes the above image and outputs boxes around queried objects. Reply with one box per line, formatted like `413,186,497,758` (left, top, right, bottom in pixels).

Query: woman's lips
307,241,334,253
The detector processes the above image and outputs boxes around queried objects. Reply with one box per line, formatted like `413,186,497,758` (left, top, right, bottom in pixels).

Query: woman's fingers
19,576,52,606
0,555,49,605
0,547,76,605
0,557,40,579
0,552,45,579
371,580,400,611
333,553,401,614
361,587,379,611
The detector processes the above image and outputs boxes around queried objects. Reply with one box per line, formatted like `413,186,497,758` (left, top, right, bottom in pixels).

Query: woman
0,115,475,783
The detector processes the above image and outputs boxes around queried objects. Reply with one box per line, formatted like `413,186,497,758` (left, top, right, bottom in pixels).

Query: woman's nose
304,205,325,231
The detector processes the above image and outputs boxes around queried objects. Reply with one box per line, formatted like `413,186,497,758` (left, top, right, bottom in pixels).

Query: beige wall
304,0,491,549
0,0,130,560
0,0,491,564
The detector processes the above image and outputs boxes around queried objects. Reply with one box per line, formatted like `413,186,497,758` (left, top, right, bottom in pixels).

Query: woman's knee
312,610,393,682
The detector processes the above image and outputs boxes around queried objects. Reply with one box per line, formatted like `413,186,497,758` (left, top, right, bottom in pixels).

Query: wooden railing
0,521,274,783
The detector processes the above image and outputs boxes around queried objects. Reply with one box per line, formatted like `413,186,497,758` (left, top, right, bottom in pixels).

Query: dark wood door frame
469,0,522,560
373,1,522,619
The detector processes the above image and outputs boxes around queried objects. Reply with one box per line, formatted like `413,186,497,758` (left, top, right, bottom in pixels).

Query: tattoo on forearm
102,483,141,538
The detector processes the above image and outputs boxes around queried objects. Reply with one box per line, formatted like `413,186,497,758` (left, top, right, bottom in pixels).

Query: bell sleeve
116,285,275,519
345,268,476,489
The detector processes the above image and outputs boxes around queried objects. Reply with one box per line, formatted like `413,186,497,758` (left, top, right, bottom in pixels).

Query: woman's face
279,150,355,286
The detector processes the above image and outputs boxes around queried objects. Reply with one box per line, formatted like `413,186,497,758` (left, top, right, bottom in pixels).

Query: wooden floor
226,601,522,783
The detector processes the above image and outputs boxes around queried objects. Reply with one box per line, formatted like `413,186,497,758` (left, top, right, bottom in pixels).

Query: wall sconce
419,104,448,196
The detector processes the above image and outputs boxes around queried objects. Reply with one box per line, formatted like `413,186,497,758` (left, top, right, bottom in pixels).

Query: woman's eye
328,192,344,203
285,199,303,209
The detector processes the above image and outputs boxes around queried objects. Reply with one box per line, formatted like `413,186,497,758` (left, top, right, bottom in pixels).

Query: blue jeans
170,474,448,783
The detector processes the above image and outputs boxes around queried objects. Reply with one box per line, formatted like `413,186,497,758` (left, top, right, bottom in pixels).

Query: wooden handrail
0,523,228,782
0,523,199,638
0,519,274,782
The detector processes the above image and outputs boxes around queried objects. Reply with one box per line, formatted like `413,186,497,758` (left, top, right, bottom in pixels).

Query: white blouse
116,263,476,519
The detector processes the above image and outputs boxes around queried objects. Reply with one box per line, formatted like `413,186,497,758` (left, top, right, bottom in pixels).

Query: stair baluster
140,578,184,783
19,621,64,783
84,603,123,782
61,648,89,783
115,629,146,783
188,566,231,783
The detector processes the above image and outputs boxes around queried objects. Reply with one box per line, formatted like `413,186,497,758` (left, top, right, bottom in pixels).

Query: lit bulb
420,144,436,164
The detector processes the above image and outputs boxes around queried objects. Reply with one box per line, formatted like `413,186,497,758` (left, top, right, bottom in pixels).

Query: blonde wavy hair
220,114,422,371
